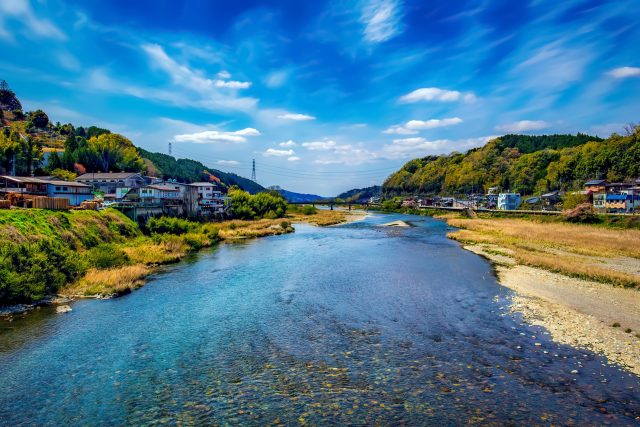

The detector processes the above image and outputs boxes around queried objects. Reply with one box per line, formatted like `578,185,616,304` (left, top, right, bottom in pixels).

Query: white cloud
279,140,297,147
607,67,640,79
495,120,549,133
277,113,316,121
399,87,476,103
384,117,463,134
174,128,260,144
361,0,403,43
0,0,66,41
217,70,231,79
264,148,295,157
287,156,301,162
216,160,239,166
214,79,251,89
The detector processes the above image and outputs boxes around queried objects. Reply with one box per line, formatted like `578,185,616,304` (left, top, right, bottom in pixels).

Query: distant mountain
268,186,326,203
382,132,640,197
337,185,381,202
139,149,265,194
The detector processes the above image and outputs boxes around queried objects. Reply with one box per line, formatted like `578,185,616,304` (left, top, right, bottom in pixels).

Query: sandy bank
464,243,640,376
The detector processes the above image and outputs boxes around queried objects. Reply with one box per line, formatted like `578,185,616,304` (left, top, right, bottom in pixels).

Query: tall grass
63,266,150,297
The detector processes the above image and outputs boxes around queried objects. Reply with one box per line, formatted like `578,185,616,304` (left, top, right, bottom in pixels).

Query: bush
146,216,196,235
563,203,598,223
301,205,317,215
0,239,85,303
562,193,589,210
229,188,287,220
84,243,130,269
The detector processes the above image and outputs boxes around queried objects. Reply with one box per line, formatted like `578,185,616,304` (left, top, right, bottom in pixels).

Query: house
0,176,49,196
369,196,381,204
401,198,416,208
603,193,640,213
487,186,499,195
0,176,92,206
605,182,634,193
593,192,606,210
584,179,608,193
46,181,93,206
137,184,182,205
189,182,222,200
497,193,521,210
76,172,145,194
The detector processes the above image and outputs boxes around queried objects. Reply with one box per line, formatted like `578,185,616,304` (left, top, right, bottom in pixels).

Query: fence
31,196,70,210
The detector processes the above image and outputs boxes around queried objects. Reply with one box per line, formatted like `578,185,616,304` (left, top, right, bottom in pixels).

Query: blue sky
1,0,639,195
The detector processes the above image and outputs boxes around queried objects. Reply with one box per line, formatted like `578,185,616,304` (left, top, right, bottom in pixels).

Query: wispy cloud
380,136,496,159
0,0,66,41
140,43,258,111
495,120,549,133
216,160,239,166
384,117,463,134
277,113,316,121
287,156,301,162
360,0,403,43
264,148,295,157
607,66,640,78
174,128,260,144
399,87,476,103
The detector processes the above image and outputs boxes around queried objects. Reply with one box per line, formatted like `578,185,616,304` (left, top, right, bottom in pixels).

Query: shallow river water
1,213,639,425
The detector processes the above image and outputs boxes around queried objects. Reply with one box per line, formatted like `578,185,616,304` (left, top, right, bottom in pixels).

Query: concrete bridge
287,201,372,211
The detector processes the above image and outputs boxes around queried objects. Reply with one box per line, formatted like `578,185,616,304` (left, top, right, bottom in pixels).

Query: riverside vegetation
0,195,355,308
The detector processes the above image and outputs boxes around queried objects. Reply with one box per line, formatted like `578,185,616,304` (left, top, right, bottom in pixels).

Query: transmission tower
168,141,172,156
251,159,256,182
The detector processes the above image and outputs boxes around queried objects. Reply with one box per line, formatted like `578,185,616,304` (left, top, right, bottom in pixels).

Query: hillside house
46,181,93,206
602,194,640,213
0,176,92,206
76,172,145,194
584,179,608,193
137,185,182,205
497,193,521,210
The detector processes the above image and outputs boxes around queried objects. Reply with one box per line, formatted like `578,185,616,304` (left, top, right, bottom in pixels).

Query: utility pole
10,153,16,176
251,159,256,182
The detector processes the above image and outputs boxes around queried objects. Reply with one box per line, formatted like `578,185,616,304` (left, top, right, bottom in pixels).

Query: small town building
0,176,92,206
137,184,182,205
76,172,145,194
497,193,521,210
603,193,640,213
584,179,608,193
401,198,416,208
46,180,93,206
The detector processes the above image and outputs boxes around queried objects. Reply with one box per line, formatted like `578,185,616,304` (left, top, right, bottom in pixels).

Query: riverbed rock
55,305,72,314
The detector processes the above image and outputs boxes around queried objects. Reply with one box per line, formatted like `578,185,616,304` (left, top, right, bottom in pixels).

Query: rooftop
76,172,142,180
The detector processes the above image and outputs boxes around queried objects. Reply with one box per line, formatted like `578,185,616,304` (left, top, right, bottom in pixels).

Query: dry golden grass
448,217,640,258
123,237,189,265
62,265,150,297
217,218,293,239
288,209,349,226
448,217,640,288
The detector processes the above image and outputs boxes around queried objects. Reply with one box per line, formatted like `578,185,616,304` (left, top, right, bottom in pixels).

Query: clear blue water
1,213,639,425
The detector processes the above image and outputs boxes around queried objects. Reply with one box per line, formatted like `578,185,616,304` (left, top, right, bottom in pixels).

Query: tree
85,133,144,172
29,109,49,129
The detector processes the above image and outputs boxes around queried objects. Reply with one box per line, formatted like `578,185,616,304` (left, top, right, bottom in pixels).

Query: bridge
287,201,373,211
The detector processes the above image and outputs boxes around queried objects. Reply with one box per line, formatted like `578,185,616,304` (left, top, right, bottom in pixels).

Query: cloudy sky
1,0,639,195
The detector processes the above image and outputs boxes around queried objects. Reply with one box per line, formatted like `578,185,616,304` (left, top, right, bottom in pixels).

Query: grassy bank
0,207,352,306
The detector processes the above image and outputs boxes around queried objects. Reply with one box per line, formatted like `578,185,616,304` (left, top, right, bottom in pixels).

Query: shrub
84,243,131,269
146,216,196,235
301,205,317,215
562,193,589,210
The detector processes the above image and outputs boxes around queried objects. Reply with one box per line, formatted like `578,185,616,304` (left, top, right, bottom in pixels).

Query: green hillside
337,185,381,202
383,130,639,196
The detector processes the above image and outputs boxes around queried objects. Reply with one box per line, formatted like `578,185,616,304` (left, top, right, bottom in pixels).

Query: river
1,213,639,425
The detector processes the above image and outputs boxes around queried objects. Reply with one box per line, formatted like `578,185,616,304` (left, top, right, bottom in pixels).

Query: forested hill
383,130,640,197
138,149,264,194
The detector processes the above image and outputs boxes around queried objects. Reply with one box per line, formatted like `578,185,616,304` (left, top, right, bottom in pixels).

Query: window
55,186,61,191
63,187,68,191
